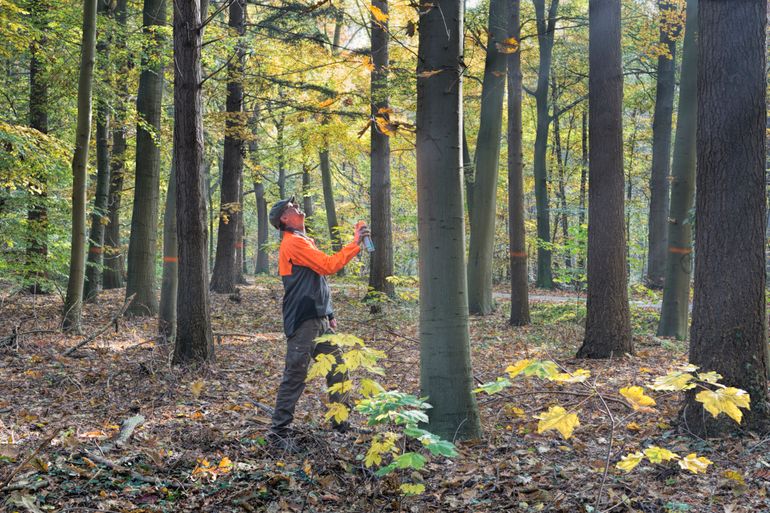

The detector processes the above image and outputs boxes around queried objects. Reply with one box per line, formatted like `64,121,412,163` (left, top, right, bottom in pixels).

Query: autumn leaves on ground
1,281,767,513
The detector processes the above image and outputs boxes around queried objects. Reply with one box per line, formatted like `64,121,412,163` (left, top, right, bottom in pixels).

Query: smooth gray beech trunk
126,0,166,316
531,0,559,289
63,0,98,333
508,0,530,326
159,157,177,340
320,144,343,277
657,0,697,340
254,181,269,273
466,0,508,315
172,0,214,364
645,0,678,289
416,0,481,440
576,0,632,359
302,164,314,218
684,0,769,435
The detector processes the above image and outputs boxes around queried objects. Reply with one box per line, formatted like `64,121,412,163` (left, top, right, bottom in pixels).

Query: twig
84,452,172,487
594,389,617,512
63,294,136,356
1,425,61,489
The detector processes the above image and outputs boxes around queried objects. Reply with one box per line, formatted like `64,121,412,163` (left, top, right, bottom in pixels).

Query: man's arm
284,235,361,276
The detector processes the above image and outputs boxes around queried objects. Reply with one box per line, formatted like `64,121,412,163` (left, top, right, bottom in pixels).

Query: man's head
269,196,305,231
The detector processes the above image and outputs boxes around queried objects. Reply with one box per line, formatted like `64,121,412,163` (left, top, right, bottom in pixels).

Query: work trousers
270,317,349,435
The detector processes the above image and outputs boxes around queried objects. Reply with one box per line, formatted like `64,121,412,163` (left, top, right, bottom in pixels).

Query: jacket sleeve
284,235,361,276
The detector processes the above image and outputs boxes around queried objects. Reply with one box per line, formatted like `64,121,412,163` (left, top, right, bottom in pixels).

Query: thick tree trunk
467,0,509,314
508,0,530,326
576,0,632,359
63,0,98,332
369,0,394,304
210,0,245,293
173,0,214,364
159,157,177,340
126,0,166,316
657,0,697,340
416,0,481,440
532,0,559,289
684,0,769,435
646,0,678,289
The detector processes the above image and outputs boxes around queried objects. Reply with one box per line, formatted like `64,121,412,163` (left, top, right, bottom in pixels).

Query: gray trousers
270,317,349,435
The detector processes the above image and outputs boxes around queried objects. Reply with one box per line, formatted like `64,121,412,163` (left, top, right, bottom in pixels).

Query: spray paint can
357,220,375,252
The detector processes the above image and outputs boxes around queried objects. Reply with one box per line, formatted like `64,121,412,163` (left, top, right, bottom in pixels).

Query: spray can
357,220,375,252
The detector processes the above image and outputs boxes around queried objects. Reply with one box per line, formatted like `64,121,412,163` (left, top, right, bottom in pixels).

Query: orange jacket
279,231,360,277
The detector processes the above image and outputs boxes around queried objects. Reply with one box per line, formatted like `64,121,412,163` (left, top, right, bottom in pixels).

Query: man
268,196,370,449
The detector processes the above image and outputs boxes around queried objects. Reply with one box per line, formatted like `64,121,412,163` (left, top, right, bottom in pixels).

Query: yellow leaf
375,116,395,136
619,386,657,411
417,69,443,78
368,4,389,23
495,36,519,54
643,446,679,464
648,371,696,391
328,380,353,395
360,379,385,397
505,359,532,378
723,470,746,486
399,483,425,495
317,97,335,109
551,369,591,383
361,56,375,72
697,371,723,384
536,406,580,440
218,457,233,473
190,379,205,399
626,421,641,431
324,402,349,424
306,353,337,381
678,453,712,474
695,387,751,423
616,451,644,472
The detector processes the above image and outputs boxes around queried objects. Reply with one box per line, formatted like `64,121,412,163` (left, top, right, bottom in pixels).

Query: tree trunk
416,0,481,440
126,0,166,316
646,0,678,289
26,0,50,295
63,0,98,333
369,0,395,305
302,163,314,217
532,0,559,289
576,0,632,359
159,157,177,340
173,0,214,364
508,0,530,326
254,181,269,273
276,115,286,199
657,0,697,339
551,78,571,271
235,180,247,283
466,0,509,314
685,0,769,435
320,144,344,276
210,0,245,294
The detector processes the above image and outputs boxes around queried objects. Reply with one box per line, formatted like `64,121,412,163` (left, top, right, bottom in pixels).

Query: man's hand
354,221,371,245
329,318,338,330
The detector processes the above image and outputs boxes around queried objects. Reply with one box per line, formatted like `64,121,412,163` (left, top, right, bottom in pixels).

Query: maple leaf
360,378,385,397
619,386,656,411
536,406,580,439
495,36,519,54
648,371,696,391
616,451,644,472
505,359,532,378
368,4,389,23
643,446,679,463
551,369,591,383
324,402,349,423
696,371,723,384
678,453,713,474
523,360,560,379
400,483,425,496
327,380,353,395
695,387,751,423
306,353,337,381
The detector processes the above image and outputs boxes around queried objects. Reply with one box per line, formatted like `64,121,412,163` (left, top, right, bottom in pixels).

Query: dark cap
269,195,295,229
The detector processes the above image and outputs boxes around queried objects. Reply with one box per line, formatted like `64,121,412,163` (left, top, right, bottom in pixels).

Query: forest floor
1,277,767,513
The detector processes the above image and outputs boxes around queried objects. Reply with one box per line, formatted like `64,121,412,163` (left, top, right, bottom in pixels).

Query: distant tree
466,0,509,315
508,0,530,327
657,0,697,340
173,0,214,364
159,157,177,339
576,0,632,358
63,0,98,332
416,0,481,440
684,0,769,435
126,0,166,316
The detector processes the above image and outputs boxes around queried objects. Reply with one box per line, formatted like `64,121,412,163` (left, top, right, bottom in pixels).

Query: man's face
280,202,305,230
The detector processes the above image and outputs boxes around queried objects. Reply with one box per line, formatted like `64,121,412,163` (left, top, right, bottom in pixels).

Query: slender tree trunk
625,109,638,275
320,144,343,273
210,0,245,293
369,0,395,304
159,156,177,339
462,122,474,213
63,0,98,332
658,0,697,339
126,0,166,316
235,181,247,283
173,0,214,364
276,116,286,199
576,0,632,359
254,181,269,273
551,78,571,271
577,110,587,270
302,163,314,217
684,0,769,435
646,0,678,289
532,0,559,289
508,0,530,326
417,0,481,440
467,0,509,314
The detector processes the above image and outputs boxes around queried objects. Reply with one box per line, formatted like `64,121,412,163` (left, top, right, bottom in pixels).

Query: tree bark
302,163,314,217
508,0,530,326
159,156,177,340
551,78,571,271
657,0,697,340
173,0,214,364
63,0,98,333
416,0,481,440
254,181,269,273
684,0,769,435
369,0,395,304
645,0,678,289
210,0,245,293
320,142,343,276
576,0,632,359
126,0,166,316
466,0,509,314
